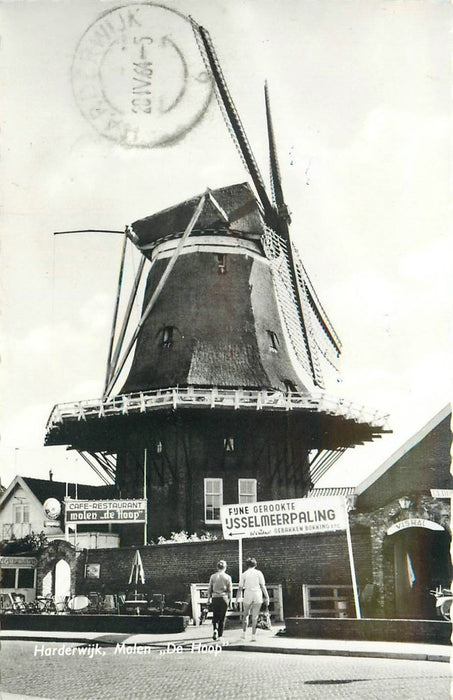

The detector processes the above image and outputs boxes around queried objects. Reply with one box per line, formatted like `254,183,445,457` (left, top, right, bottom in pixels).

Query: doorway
390,527,450,619
41,559,71,600
55,559,71,600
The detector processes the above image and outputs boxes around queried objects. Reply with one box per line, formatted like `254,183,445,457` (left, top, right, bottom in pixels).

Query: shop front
0,555,37,606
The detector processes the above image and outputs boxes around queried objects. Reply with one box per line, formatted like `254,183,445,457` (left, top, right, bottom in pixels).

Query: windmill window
267,330,279,352
217,253,227,274
156,440,163,454
162,326,174,348
223,436,235,452
204,478,223,523
284,379,297,393
238,478,257,504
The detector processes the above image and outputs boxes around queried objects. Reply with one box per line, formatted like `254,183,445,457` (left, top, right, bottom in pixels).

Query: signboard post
220,496,361,618
345,512,362,619
143,448,148,545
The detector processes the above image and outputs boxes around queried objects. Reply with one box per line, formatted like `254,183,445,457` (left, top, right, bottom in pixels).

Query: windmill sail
193,22,340,389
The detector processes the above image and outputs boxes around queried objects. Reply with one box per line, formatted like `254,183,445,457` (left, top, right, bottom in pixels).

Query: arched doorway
55,559,71,600
389,526,450,619
41,559,71,600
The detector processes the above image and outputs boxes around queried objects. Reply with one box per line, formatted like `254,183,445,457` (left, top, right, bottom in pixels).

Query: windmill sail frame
192,21,341,389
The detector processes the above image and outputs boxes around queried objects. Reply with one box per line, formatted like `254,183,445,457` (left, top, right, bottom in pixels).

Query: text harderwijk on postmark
72,3,213,148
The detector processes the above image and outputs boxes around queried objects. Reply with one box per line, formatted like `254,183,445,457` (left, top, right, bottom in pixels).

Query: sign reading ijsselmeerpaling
64,498,147,523
221,496,348,539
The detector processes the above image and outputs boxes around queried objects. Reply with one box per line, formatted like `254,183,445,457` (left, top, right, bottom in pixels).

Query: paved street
1,640,450,700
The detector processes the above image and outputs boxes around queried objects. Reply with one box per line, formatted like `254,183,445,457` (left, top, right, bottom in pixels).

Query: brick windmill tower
45,22,387,543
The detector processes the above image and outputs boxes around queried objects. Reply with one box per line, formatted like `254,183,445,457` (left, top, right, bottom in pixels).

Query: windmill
45,18,389,541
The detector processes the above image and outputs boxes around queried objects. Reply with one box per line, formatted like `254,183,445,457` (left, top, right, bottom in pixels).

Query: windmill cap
129,183,266,250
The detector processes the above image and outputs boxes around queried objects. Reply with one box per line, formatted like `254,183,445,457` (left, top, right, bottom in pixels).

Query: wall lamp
398,496,412,510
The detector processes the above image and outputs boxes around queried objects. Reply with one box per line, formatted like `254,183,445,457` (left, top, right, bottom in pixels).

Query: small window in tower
223,436,235,452
284,379,297,393
238,478,257,504
267,330,279,352
156,440,163,454
217,253,227,274
162,326,174,348
204,478,223,523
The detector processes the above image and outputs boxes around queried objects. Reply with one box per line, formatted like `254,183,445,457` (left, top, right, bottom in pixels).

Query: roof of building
0,475,117,510
308,487,356,497
356,404,451,497
130,182,266,249
22,477,117,504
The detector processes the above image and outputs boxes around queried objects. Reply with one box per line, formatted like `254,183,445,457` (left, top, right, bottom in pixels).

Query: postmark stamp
71,3,213,148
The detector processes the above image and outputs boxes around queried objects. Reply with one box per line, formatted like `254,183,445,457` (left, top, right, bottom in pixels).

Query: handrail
45,386,389,434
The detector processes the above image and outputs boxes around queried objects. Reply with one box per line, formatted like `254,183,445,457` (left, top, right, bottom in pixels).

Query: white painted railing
45,387,388,433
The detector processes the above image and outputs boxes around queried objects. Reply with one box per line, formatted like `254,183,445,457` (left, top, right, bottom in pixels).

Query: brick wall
77,528,371,616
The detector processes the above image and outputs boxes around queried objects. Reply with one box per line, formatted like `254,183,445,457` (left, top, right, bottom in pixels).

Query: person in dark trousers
207,560,233,640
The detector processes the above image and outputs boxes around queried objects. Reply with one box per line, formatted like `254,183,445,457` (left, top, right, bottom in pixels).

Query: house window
217,254,226,274
204,478,223,523
0,568,36,589
17,569,35,588
223,436,235,452
267,330,279,352
162,326,174,348
238,479,257,504
1,569,16,588
13,503,30,524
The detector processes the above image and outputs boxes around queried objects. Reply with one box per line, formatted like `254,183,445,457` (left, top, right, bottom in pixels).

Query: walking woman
237,557,270,641
207,560,233,640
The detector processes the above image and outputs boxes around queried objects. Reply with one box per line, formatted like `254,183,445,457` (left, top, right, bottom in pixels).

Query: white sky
1,0,452,489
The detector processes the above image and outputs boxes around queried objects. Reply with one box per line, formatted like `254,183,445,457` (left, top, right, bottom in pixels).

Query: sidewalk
1,622,451,663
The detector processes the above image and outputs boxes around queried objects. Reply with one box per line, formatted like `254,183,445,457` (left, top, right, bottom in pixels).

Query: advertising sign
430,489,453,499
85,564,101,579
43,498,61,520
387,518,444,535
220,496,348,540
64,498,147,523
0,557,38,568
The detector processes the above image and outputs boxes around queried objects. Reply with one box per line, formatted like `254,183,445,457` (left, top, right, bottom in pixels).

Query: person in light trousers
237,557,269,641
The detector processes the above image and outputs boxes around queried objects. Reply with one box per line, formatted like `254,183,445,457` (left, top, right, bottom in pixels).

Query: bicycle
430,585,452,621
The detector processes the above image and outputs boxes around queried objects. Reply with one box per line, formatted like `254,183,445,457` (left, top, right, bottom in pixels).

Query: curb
223,644,451,663
1,634,450,662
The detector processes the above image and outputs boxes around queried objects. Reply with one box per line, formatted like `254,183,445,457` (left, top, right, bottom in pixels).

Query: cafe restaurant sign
64,498,147,524
221,496,348,540
387,518,444,536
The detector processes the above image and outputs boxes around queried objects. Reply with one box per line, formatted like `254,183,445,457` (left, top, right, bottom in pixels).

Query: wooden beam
103,232,128,395
106,255,146,394
104,193,207,398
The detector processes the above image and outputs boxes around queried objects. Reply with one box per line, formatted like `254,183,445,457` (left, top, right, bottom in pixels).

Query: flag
406,552,416,588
